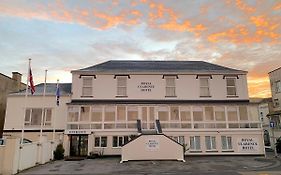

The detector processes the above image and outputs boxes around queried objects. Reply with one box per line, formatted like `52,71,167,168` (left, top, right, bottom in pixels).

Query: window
25,108,52,126
214,106,225,121
94,136,107,147
204,106,214,121
158,106,169,121
227,106,238,121
239,106,248,121
165,77,176,97
80,106,90,121
190,136,201,150
171,136,185,145
91,106,102,122
193,106,203,121
117,76,127,96
170,106,179,121
274,98,280,107
226,78,237,96
200,78,210,97
117,106,126,121
127,106,138,121
275,81,281,93
180,106,191,121
44,109,52,126
68,106,79,122
205,136,216,151
112,136,129,147
221,136,233,150
82,77,93,96
104,106,115,122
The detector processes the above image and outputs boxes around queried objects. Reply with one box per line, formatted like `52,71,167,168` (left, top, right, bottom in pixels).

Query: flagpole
39,70,47,141
52,79,59,142
21,58,31,145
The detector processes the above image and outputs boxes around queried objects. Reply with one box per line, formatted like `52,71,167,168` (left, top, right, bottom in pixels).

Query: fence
0,136,59,175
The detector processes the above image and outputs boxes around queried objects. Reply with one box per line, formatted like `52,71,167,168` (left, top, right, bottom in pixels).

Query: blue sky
0,0,281,97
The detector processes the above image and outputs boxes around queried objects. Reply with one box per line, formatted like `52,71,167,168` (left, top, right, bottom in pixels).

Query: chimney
12,72,22,91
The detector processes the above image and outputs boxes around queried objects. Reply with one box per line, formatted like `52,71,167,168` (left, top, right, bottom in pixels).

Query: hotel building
4,60,264,157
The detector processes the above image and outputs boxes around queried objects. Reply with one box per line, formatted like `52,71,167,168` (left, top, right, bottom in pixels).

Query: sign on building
146,139,159,150
237,138,259,152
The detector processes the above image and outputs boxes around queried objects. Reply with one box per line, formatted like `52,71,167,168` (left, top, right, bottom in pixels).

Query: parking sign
270,121,275,128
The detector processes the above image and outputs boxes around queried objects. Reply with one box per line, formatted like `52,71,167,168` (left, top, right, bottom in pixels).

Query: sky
0,0,281,98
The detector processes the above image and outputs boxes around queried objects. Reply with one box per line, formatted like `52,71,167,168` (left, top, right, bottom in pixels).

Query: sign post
270,121,278,158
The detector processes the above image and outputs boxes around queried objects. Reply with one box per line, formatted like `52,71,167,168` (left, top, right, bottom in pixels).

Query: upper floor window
165,76,176,97
25,108,52,126
82,77,93,97
200,77,210,97
275,80,281,94
226,78,237,96
116,76,127,97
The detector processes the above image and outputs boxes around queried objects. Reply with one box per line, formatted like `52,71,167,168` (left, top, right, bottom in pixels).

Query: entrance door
70,135,88,157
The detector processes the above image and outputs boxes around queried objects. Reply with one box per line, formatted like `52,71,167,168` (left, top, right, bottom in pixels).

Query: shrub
54,143,65,160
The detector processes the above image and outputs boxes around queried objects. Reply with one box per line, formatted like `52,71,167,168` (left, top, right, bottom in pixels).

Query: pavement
18,152,281,175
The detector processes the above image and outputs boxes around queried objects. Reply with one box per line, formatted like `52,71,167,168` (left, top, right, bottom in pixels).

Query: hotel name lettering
238,138,258,150
137,82,155,92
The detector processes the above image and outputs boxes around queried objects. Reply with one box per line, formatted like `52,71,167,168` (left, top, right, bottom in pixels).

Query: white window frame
82,76,93,97
165,76,176,97
199,77,210,97
116,76,127,97
205,136,217,151
94,136,107,148
190,136,201,151
226,78,237,96
221,136,233,150
112,136,129,148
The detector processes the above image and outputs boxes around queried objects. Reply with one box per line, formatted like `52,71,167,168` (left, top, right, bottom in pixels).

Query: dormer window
199,77,210,97
82,76,93,97
226,78,237,97
116,76,127,97
164,75,177,97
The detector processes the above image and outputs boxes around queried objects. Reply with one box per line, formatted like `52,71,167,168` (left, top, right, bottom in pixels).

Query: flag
56,82,60,106
29,67,35,94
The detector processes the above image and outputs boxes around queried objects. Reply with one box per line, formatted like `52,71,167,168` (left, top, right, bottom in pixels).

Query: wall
4,95,70,131
72,73,249,100
269,68,281,111
0,73,25,137
81,129,264,156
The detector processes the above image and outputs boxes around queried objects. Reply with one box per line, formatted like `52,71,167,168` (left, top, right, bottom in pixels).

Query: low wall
121,134,184,162
0,137,60,175
19,143,38,171
0,145,4,174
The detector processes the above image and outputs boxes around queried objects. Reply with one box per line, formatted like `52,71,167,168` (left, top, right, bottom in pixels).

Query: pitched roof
73,60,246,74
10,83,72,96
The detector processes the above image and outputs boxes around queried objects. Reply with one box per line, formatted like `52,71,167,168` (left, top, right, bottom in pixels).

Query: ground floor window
94,136,107,147
170,136,185,145
205,136,216,151
112,136,129,147
221,136,233,150
190,136,201,151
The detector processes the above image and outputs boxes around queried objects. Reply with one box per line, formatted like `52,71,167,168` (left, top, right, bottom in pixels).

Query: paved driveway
18,154,281,175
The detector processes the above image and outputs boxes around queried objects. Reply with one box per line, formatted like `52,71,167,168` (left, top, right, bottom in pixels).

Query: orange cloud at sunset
247,75,271,98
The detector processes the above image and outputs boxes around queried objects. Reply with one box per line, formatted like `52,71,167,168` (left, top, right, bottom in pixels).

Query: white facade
4,61,265,157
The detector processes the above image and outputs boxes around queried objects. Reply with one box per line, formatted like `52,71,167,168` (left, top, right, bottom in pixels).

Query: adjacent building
4,60,264,157
0,72,25,138
267,67,281,145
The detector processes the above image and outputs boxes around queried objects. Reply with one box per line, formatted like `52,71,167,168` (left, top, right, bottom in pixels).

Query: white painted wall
269,68,281,111
4,95,71,130
72,73,249,100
